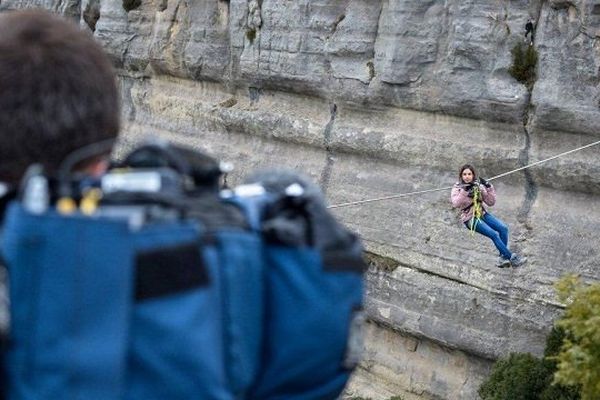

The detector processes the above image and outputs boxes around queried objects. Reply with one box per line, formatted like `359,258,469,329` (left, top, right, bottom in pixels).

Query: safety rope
327,139,600,209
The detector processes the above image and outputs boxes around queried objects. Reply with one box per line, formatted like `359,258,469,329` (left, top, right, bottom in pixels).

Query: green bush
539,384,580,400
508,42,538,89
479,353,550,400
123,0,141,12
479,324,581,400
246,28,257,43
544,326,568,360
553,275,600,400
538,327,579,399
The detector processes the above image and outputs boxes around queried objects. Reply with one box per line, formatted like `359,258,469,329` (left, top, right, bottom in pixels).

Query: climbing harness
328,139,600,209
468,185,483,234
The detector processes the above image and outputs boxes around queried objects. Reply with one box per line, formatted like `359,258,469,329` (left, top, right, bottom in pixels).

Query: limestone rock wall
2,1,600,399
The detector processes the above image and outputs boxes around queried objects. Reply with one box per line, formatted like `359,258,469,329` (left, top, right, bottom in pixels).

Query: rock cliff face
2,1,600,398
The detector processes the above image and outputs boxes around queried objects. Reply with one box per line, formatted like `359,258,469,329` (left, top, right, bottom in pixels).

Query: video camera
20,139,232,226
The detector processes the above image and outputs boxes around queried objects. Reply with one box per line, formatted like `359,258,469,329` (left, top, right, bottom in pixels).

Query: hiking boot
496,257,511,268
510,254,527,268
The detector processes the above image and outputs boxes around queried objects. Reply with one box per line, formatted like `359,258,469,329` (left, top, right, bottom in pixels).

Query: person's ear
84,158,110,177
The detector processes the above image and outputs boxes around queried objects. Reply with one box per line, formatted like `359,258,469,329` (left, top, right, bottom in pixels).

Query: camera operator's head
0,9,119,185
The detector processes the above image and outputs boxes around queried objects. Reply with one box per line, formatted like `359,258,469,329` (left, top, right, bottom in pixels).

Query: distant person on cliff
450,164,527,268
525,18,535,45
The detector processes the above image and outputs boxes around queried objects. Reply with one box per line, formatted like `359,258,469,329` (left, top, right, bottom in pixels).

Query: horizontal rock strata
2,0,600,398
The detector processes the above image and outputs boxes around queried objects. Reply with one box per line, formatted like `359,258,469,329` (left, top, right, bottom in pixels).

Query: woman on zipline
451,164,527,268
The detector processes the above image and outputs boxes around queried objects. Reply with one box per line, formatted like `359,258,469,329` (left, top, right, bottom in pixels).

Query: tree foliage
539,327,580,400
479,325,580,400
479,353,550,400
553,275,600,400
478,272,600,399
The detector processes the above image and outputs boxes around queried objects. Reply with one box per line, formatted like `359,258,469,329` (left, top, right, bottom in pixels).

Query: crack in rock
319,103,337,195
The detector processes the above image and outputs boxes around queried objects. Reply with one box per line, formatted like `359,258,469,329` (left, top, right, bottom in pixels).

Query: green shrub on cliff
508,42,537,89
246,28,257,43
123,0,141,12
479,325,581,400
539,327,580,400
479,353,550,400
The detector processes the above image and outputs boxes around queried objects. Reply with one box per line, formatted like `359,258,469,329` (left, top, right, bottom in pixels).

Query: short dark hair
0,10,119,184
458,164,477,183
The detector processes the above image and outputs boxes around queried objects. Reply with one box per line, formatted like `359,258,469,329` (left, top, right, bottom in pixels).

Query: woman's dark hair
458,164,477,183
0,10,120,184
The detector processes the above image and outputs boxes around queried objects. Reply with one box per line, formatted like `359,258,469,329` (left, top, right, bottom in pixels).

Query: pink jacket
451,182,496,223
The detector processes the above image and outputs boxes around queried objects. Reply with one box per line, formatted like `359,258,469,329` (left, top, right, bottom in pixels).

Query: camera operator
0,10,120,395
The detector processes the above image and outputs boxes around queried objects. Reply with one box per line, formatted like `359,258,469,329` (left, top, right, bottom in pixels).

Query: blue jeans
465,213,512,259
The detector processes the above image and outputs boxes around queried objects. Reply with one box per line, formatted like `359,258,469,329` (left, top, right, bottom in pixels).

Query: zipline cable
328,186,454,209
328,139,600,209
487,139,600,181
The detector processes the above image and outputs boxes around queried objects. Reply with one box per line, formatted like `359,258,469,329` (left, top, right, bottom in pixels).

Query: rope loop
469,186,483,235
